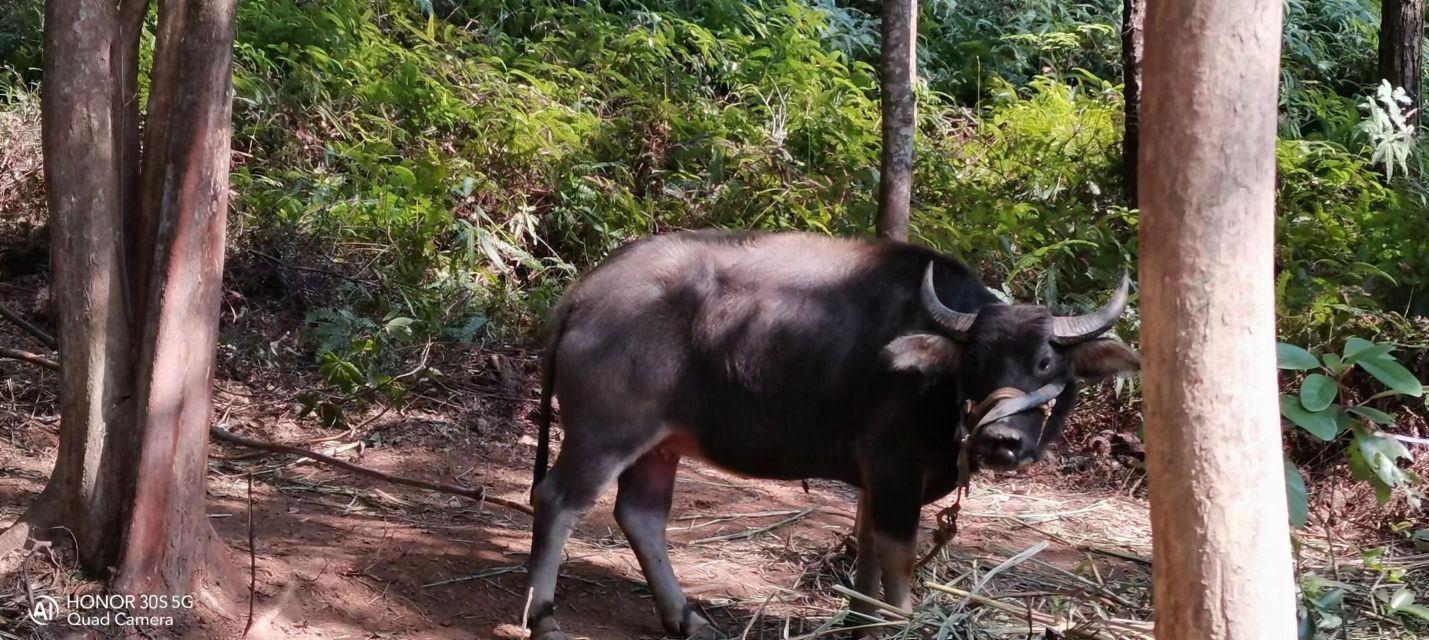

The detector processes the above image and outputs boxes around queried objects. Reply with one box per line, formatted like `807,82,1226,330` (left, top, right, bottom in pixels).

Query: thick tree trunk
877,0,916,242
1121,0,1144,207
116,0,240,599
2,0,242,613
38,0,138,573
1380,0,1426,127
1139,0,1297,638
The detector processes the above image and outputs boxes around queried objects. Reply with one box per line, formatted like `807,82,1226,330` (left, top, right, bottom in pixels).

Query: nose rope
956,386,1059,487
920,385,1059,569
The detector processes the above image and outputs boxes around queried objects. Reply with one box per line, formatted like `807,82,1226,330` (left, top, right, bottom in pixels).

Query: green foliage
1278,338,1425,527
0,0,43,82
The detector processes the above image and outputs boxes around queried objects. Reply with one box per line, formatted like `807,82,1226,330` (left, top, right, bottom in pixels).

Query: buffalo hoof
686,622,725,640
683,610,726,640
532,632,571,640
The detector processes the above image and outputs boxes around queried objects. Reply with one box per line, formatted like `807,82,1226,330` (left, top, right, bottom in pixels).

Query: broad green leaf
1342,337,1393,365
391,165,417,188
1299,374,1337,411
1351,428,1413,503
1389,587,1414,611
384,316,416,340
1396,604,1429,621
1277,342,1320,370
1357,428,1413,464
1296,613,1314,640
1321,353,1346,376
1280,395,1338,440
1347,405,1394,425
1285,459,1309,529
1356,356,1424,397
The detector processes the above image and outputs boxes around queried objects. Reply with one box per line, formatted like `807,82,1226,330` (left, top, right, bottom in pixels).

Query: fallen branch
1077,544,1152,566
209,427,534,516
0,347,59,370
0,302,57,350
690,507,817,544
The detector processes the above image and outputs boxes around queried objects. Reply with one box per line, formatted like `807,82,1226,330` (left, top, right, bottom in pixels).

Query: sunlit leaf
1356,356,1423,397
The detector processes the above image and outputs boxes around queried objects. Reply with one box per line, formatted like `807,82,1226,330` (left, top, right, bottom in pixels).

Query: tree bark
40,0,139,573
1121,0,1144,207
116,0,240,600
1139,0,1297,638
1379,0,1426,127
877,0,916,242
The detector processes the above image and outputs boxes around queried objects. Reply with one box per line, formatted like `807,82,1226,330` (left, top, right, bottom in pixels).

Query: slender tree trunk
877,0,916,242
1,0,242,614
1380,0,1426,127
1139,0,1297,638
1121,0,1145,207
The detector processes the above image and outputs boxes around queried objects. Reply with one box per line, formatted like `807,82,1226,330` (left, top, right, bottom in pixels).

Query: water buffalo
523,229,1139,639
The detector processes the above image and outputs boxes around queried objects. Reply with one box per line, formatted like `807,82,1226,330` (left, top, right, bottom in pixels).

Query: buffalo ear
1067,338,1140,380
883,333,961,375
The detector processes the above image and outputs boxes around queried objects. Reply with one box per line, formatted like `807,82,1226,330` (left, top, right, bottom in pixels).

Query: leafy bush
1278,338,1424,528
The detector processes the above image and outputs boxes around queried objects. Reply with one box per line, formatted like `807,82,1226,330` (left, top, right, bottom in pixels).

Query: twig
0,302,56,350
690,507,817,544
830,584,912,619
243,470,257,637
1076,545,1152,566
251,250,378,287
1374,431,1429,446
737,591,781,639
210,426,534,516
422,564,525,589
0,348,58,370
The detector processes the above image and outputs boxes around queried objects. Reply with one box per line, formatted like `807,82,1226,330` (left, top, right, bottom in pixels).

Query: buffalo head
885,264,1140,472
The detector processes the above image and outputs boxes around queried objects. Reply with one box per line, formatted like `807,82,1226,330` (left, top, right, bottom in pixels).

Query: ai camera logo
29,594,59,626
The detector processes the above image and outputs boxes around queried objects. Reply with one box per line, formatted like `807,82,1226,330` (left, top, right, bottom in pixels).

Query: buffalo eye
1036,356,1053,373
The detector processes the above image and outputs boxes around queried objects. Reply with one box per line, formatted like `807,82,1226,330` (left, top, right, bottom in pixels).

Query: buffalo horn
922,262,976,339
1050,272,1131,345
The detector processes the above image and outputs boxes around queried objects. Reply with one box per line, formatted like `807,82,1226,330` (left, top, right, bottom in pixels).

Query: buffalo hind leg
526,445,636,640
615,449,722,639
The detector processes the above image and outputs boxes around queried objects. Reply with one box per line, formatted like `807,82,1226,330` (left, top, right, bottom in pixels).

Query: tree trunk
1121,0,1144,207
37,0,138,573
1139,0,1297,638
1380,0,1426,127
116,0,240,599
1,0,242,615
877,0,916,242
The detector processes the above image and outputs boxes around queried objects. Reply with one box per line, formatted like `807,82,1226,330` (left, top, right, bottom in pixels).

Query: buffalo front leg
615,449,722,639
868,475,922,615
848,491,883,637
